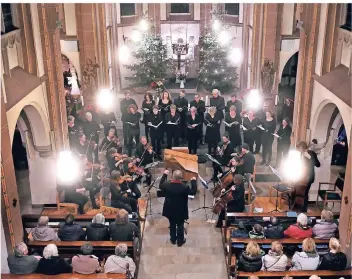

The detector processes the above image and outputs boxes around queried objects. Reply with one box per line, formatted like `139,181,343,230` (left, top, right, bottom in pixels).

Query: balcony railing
1,29,22,76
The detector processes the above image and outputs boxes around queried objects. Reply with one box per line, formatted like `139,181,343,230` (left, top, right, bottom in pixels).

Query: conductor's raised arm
188,177,197,196
159,170,169,191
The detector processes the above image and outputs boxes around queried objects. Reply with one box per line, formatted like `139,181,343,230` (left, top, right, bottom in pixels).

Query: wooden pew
1,274,127,279
236,270,352,278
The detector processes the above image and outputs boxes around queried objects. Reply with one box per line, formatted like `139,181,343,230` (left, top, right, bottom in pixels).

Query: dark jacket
174,97,188,116
86,223,109,241
36,256,72,275
109,222,140,241
238,251,264,272
264,224,285,239
303,150,321,184
7,254,39,275
159,174,197,221
147,112,163,138
226,99,242,114
120,98,137,115
210,96,225,119
122,112,141,136
190,100,206,119
317,252,347,271
58,223,86,241
231,229,248,238
227,182,245,213
141,100,155,124
135,143,153,166
277,124,292,145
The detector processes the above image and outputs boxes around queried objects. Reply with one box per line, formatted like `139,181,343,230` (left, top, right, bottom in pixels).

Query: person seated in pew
36,243,72,275
262,241,288,271
309,276,321,279
313,210,339,239
86,213,109,241
249,276,259,279
72,242,102,274
290,238,320,271
104,243,136,278
32,215,60,241
317,238,347,271
58,213,86,241
109,209,140,241
231,221,248,238
284,213,313,239
238,241,264,272
7,242,41,275
264,216,284,239
249,224,265,239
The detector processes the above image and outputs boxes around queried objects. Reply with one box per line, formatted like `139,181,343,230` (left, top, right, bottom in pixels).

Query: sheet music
240,125,247,131
188,123,199,128
269,165,283,181
48,222,60,226
257,125,265,131
126,122,136,126
148,121,162,128
273,133,280,138
198,174,208,189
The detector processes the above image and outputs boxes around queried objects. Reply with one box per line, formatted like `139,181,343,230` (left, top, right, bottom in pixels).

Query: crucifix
172,41,189,71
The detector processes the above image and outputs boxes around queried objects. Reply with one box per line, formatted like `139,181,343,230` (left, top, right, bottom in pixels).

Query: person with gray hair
86,213,109,241
313,209,338,239
7,242,40,274
36,244,72,274
104,244,136,277
32,215,60,241
284,213,313,239
210,88,225,120
109,209,140,241
159,169,197,247
82,111,100,144
72,242,101,274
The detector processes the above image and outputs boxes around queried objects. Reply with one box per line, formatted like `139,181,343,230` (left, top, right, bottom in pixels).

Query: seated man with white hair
36,243,72,275
104,243,136,277
7,242,41,274
32,215,60,241
284,213,313,239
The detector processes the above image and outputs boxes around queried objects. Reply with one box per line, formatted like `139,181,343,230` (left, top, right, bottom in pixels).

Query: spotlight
131,29,142,42
212,19,221,31
246,89,262,110
97,89,114,111
281,150,304,182
218,30,230,45
56,151,80,185
119,45,130,63
139,18,149,31
228,48,243,65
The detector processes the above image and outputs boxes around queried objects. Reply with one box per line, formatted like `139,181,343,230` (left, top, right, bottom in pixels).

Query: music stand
206,153,222,188
192,175,213,220
144,176,162,221
268,165,291,213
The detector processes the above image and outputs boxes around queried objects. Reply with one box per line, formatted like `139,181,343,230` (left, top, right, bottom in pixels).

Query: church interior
1,3,352,279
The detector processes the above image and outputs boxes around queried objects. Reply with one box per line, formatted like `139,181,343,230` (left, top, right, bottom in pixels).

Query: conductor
159,170,197,247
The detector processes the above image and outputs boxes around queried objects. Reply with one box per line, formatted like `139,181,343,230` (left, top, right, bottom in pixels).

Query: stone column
200,4,212,36
37,4,68,150
292,4,320,144
250,3,263,88
241,4,250,90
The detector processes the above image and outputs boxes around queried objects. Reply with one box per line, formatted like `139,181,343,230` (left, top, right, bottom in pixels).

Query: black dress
242,116,260,152
120,98,137,142
224,112,242,148
174,97,189,140
205,112,221,155
261,117,276,164
226,99,242,114
122,112,141,157
158,99,172,141
186,114,201,154
190,99,206,142
147,112,163,156
165,112,181,149
210,96,225,120
142,100,155,141
276,124,292,166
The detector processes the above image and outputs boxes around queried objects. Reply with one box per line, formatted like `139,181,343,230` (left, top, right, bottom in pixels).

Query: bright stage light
246,89,262,110
131,30,142,42
97,89,114,111
56,151,80,185
139,19,149,31
212,19,221,31
119,45,130,63
281,150,304,182
218,30,230,45
228,48,243,65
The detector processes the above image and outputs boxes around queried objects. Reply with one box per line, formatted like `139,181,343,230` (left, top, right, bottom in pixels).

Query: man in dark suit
159,170,197,246
173,90,189,142
210,89,225,120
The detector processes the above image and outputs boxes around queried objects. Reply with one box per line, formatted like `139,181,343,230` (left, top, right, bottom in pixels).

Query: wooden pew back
1,274,127,279
236,270,352,278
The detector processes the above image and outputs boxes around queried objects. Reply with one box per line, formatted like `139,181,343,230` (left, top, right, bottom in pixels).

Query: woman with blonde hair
238,241,264,272
317,237,347,271
290,238,319,270
262,241,288,271
205,106,221,155
313,209,338,239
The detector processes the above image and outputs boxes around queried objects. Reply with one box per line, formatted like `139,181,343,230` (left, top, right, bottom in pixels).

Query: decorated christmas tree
198,10,239,93
124,25,173,87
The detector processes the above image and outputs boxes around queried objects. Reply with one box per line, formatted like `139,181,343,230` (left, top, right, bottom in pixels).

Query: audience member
264,217,284,239
238,241,264,272
290,238,319,270
308,276,321,279
58,214,86,241
317,238,347,271
7,242,40,274
36,244,72,275
313,210,338,239
262,241,288,271
249,224,265,239
104,244,136,277
72,242,101,274
109,209,140,241
86,213,109,241
32,216,60,241
232,221,248,238
249,276,259,279
284,213,313,239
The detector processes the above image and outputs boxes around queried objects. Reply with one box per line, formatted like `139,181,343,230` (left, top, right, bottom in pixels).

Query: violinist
224,105,242,149
141,93,155,142
165,105,181,149
186,106,201,154
205,106,221,155
158,91,173,143
212,133,234,182
135,136,153,186
190,94,206,145
106,148,125,172
174,90,188,142
68,115,78,145
81,155,101,209
122,104,141,157
99,127,122,154
215,174,245,228
74,132,97,163
148,105,163,159
242,110,260,153
120,92,137,145
115,170,141,200
231,143,255,176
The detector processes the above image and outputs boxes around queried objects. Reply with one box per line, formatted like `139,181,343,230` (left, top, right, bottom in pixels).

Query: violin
85,161,101,170
112,153,128,162
128,164,145,176
117,175,133,184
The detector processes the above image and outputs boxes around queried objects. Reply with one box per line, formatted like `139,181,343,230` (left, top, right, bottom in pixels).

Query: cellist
212,133,234,182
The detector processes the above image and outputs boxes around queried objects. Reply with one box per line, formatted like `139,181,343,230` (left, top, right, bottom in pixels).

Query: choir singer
159,170,197,247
